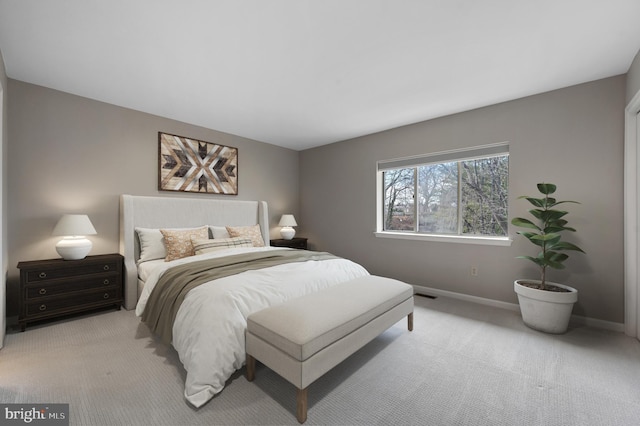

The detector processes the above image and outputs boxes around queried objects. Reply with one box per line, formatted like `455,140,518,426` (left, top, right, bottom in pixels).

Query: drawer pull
39,288,47,295
39,272,47,279
103,265,110,271
103,293,110,299
103,279,110,285
39,304,47,311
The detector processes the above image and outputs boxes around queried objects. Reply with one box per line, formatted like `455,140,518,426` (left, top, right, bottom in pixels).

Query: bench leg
246,354,255,381
297,387,308,423
408,312,414,331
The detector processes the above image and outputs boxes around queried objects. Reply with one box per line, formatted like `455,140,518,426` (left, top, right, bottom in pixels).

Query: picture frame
158,132,238,195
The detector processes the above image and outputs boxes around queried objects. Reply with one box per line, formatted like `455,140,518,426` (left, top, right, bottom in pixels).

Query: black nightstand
270,238,308,250
17,253,124,331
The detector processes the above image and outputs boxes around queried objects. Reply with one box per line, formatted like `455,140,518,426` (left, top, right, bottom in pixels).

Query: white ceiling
1,1,639,151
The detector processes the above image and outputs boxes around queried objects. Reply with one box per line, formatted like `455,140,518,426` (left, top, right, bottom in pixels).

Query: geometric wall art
158,132,238,195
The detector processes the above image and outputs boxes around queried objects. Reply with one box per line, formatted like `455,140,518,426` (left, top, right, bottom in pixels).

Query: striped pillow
192,237,254,255
225,224,266,247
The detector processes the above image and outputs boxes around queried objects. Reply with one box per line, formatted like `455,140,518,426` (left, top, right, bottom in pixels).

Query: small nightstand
270,237,308,250
17,253,124,331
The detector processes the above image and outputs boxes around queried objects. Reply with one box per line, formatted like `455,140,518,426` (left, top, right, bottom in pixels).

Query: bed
119,195,369,407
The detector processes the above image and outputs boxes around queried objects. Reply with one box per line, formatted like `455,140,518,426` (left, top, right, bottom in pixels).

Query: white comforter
135,246,369,407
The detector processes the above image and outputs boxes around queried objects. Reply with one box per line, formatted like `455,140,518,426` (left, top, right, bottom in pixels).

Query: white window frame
375,142,512,246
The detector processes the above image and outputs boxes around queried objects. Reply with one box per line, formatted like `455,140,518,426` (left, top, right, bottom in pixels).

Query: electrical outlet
470,266,478,276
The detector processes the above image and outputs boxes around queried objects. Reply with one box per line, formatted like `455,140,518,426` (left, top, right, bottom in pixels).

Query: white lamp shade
52,214,97,236
278,214,297,227
279,214,297,240
52,214,97,260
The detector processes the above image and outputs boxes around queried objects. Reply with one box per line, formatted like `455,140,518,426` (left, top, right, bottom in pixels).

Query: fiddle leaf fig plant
511,183,585,290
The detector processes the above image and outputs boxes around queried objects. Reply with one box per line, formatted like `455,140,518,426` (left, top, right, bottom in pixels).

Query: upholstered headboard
119,194,269,310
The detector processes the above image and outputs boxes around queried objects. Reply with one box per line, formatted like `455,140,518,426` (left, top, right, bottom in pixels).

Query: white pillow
135,228,165,263
210,226,231,239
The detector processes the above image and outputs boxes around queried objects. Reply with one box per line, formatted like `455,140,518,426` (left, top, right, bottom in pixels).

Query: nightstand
270,237,308,250
17,253,124,331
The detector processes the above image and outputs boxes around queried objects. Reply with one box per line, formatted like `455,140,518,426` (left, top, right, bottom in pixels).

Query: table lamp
278,214,297,240
52,214,97,260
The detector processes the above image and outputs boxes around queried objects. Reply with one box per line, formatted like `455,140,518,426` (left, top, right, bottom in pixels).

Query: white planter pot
514,280,578,334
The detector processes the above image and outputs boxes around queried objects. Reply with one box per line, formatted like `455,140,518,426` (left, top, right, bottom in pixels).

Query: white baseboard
412,284,625,333
413,284,520,312
569,314,625,333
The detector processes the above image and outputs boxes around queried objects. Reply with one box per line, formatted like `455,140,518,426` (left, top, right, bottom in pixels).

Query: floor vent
414,293,437,299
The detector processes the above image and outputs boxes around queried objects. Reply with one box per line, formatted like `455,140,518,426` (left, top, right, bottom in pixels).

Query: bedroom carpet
1,295,640,426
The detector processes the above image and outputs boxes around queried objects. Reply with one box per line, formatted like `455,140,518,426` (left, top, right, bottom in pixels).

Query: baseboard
412,284,625,333
569,314,625,333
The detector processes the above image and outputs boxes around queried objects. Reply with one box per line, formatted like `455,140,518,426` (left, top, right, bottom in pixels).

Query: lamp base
56,237,92,260
280,227,296,240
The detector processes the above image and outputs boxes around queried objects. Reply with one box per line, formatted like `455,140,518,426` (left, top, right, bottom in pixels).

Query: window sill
373,231,512,246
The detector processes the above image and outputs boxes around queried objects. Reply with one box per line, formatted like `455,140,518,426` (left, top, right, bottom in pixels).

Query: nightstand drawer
24,260,120,283
25,288,120,317
25,273,120,299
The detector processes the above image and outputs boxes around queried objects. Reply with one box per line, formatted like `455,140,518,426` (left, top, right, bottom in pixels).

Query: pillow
225,224,265,247
160,226,209,261
210,226,231,239
135,228,166,263
192,237,254,255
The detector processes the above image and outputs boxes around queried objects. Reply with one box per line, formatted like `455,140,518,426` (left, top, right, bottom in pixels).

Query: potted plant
511,183,585,333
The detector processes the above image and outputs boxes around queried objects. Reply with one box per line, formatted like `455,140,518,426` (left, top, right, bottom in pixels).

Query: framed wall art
158,132,238,195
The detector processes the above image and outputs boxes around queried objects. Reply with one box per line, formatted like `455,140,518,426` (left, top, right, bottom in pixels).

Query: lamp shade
52,214,97,236
278,214,297,227
278,214,297,240
52,214,97,260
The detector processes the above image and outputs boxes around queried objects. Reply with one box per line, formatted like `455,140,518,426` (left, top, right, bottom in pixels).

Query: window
377,143,509,244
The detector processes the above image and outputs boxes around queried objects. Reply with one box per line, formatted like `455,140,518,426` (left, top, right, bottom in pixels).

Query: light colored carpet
1,295,640,425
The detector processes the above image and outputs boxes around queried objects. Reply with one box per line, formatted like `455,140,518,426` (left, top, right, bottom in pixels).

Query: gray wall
627,49,640,104
6,80,300,316
300,76,625,324
0,50,7,344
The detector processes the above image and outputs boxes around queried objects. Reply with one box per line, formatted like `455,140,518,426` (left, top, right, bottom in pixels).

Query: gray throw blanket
141,249,339,344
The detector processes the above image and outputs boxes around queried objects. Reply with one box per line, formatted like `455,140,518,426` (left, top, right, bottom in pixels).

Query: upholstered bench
245,275,414,423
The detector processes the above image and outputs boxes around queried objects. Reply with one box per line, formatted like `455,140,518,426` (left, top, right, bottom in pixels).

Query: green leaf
529,209,543,220
548,241,585,253
546,260,566,269
539,210,568,222
523,197,545,208
547,252,568,263
552,200,581,206
511,217,540,230
517,232,545,247
545,225,576,233
537,183,556,195
531,233,561,243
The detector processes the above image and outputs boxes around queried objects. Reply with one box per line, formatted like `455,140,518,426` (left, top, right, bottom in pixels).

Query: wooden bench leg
408,312,414,331
246,354,255,381
296,387,308,423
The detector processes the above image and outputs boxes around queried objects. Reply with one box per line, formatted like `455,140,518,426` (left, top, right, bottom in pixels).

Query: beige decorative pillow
192,237,254,255
160,226,209,261
225,224,265,247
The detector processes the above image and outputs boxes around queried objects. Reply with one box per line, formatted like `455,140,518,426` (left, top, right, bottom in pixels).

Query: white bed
119,195,369,407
